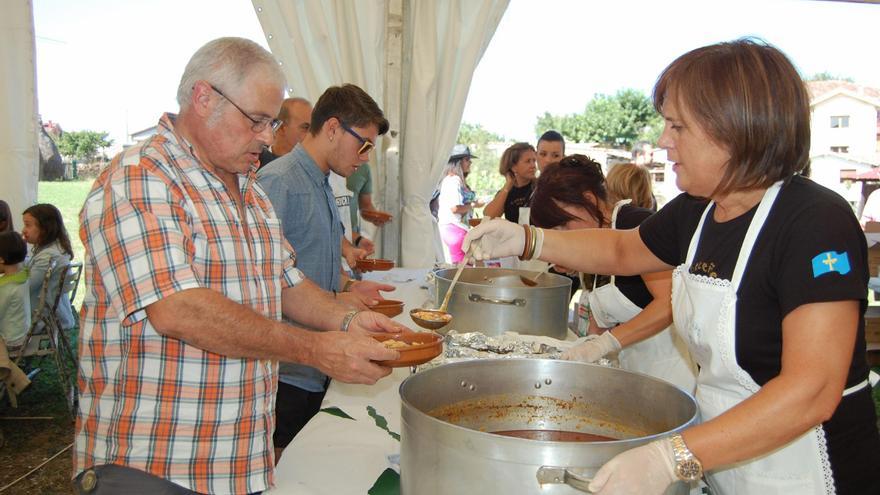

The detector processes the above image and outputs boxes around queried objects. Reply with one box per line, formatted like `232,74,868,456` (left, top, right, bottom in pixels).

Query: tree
456,123,505,198
56,130,113,163
535,88,663,149
806,71,854,83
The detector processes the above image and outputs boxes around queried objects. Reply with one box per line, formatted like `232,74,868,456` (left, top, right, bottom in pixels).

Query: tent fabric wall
398,0,507,267
252,0,508,267
1,0,39,219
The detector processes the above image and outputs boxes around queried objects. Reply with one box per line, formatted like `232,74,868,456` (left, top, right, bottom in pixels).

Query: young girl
0,231,31,346
21,204,76,330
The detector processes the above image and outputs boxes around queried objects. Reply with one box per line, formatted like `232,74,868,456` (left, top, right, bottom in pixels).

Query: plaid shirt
74,113,303,494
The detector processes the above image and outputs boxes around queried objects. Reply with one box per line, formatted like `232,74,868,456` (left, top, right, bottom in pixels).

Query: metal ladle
410,251,471,330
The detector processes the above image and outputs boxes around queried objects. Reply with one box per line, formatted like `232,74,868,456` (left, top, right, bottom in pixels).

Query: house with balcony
806,80,880,209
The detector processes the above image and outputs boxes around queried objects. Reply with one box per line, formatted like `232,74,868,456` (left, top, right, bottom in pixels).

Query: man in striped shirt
73,37,401,495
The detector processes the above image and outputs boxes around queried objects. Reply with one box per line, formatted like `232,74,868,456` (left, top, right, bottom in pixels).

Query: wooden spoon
520,264,554,287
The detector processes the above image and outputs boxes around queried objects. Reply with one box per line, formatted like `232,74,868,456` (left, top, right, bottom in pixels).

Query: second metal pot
433,267,571,339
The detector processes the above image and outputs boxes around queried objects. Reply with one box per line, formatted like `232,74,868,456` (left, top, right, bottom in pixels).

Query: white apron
671,181,869,494
589,200,697,392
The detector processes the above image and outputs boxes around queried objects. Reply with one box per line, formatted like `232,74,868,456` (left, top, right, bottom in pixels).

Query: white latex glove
462,218,528,260
561,331,621,362
588,438,677,495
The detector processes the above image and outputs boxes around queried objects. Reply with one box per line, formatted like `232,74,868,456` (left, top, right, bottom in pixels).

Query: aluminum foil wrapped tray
416,330,617,372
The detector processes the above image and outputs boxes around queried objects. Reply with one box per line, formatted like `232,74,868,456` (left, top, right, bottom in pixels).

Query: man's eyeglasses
338,121,375,156
210,84,282,134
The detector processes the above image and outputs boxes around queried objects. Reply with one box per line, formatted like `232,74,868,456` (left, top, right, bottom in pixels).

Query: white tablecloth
269,268,432,494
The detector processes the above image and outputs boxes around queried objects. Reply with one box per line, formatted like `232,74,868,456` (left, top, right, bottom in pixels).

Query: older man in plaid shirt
72,38,402,495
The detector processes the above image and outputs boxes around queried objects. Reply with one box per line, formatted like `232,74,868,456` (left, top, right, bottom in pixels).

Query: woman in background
21,203,76,330
536,130,565,172
482,142,537,223
530,155,695,392
436,145,482,263
606,162,654,210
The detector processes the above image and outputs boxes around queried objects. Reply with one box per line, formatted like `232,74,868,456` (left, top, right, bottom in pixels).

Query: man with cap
434,144,483,263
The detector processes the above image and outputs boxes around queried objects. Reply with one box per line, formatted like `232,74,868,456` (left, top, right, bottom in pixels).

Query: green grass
37,180,93,310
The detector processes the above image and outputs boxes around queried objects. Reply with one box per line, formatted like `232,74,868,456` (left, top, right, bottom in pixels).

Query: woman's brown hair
653,38,811,196
606,163,653,209
530,154,608,229
498,142,535,176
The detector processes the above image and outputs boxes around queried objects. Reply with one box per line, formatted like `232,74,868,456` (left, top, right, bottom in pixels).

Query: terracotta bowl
468,218,482,227
368,299,404,318
372,331,443,367
361,210,393,224
356,258,395,272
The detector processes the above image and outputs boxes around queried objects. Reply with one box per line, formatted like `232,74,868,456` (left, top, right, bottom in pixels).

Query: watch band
669,434,703,482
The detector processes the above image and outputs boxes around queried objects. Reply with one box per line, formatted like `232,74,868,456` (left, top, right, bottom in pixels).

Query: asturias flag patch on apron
811,251,851,278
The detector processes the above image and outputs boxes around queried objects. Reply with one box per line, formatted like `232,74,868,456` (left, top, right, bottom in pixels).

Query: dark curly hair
530,154,608,229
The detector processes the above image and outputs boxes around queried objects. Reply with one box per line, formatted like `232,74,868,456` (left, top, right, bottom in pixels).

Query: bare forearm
684,374,841,470
452,204,471,214
611,299,672,347
540,228,666,276
613,271,673,346
281,278,349,332
145,288,319,363
685,301,856,470
482,190,507,218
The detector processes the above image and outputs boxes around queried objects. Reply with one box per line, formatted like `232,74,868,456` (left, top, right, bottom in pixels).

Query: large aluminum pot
400,359,698,494
434,267,571,339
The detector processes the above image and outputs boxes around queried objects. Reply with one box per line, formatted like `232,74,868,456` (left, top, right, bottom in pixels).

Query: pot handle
536,466,593,492
468,293,526,307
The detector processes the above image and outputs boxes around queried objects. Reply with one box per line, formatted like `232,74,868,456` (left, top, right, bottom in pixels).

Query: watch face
676,460,702,481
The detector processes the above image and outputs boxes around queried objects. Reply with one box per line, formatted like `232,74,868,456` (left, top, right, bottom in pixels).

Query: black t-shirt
640,175,869,387
608,204,654,308
640,176,879,495
503,182,534,224
259,148,278,170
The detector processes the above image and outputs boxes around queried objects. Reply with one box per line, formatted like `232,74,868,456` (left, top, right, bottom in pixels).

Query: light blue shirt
26,241,75,330
257,144,344,392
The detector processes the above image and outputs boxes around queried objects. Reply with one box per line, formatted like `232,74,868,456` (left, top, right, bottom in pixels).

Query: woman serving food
463,38,880,494
530,155,696,393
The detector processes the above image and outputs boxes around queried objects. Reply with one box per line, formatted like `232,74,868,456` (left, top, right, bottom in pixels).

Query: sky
33,0,880,151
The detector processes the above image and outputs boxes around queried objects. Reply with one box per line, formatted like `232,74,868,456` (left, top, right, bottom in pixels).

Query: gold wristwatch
669,434,702,482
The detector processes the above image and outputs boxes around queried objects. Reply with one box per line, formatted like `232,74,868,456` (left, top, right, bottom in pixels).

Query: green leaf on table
320,406,355,420
367,405,401,441
368,468,400,495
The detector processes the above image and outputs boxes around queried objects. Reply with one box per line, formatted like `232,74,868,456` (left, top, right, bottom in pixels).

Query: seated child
0,231,31,347
21,204,76,330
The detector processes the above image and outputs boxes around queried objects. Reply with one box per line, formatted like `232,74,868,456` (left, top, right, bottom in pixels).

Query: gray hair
176,37,287,109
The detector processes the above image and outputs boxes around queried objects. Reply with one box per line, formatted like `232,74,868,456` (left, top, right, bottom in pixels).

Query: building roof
807,80,880,108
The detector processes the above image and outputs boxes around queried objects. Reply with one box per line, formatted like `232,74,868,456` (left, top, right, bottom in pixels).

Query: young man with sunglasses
256,84,392,460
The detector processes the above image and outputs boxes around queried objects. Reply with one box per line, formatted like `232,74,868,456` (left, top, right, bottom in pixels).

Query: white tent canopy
0,1,39,221
254,0,508,266
0,0,508,267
